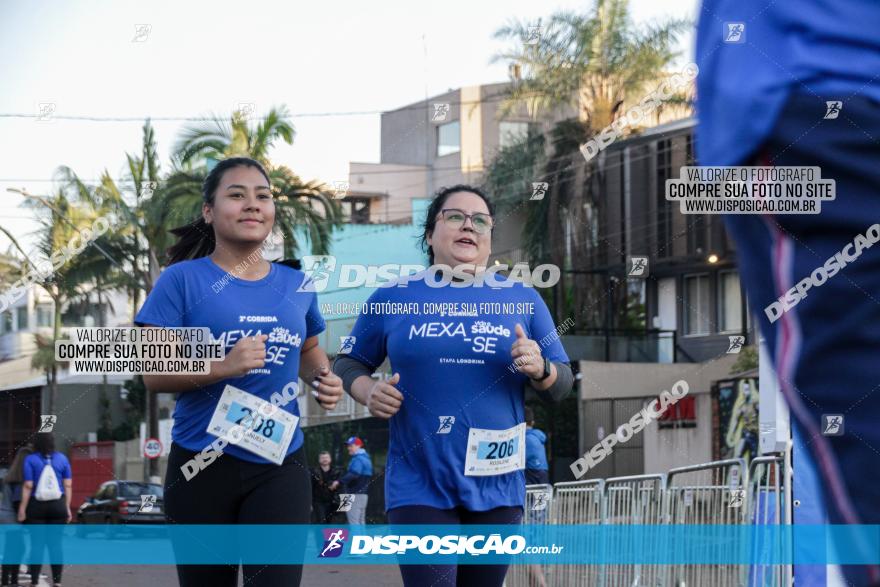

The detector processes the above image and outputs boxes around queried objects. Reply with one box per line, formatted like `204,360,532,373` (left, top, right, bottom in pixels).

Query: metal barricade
507,484,557,587
748,449,792,586
666,459,749,587
506,453,791,587
551,479,606,586
603,474,667,587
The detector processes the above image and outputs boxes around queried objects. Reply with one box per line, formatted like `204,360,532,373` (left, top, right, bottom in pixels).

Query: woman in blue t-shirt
333,185,574,587
136,157,343,587
18,433,71,587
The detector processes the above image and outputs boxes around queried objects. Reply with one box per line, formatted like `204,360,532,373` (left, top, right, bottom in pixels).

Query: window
658,396,697,429
437,121,460,156
656,139,672,258
687,214,708,254
683,274,710,335
499,121,530,148
120,483,164,499
342,198,371,224
15,306,28,331
0,311,11,334
62,303,105,327
718,271,743,332
36,304,53,327
583,202,599,248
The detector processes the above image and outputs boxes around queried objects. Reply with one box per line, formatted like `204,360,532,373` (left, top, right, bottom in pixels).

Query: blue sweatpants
723,91,880,585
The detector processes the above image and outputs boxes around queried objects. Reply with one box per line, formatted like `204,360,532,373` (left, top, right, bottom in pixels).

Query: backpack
34,456,62,501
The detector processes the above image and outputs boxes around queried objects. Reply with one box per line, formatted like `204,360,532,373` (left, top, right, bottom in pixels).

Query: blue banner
0,525,878,565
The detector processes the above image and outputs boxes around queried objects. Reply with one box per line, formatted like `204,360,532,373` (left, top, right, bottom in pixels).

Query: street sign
144,437,162,459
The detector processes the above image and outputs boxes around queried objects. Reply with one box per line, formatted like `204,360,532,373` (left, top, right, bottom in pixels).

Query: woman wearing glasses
333,185,573,587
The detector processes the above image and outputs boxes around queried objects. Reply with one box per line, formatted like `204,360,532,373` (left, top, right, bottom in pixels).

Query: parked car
76,480,165,524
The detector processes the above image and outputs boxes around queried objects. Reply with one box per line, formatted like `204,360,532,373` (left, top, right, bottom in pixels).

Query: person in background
339,437,372,525
524,407,549,486
524,408,549,587
18,433,71,587
311,451,342,524
1,444,33,587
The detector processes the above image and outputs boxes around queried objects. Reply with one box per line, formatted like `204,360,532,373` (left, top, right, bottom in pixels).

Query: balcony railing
562,329,677,363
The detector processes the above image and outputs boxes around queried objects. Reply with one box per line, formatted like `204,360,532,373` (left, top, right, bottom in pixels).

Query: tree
489,0,690,323
55,125,164,474
0,190,104,413
493,0,689,129
730,346,758,375
170,106,343,258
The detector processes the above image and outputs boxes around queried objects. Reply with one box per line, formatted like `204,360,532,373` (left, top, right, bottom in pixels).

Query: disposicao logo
319,528,348,558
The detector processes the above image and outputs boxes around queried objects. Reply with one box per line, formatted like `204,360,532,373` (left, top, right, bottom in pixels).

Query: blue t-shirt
696,0,880,166
23,452,71,495
134,257,326,463
344,273,569,511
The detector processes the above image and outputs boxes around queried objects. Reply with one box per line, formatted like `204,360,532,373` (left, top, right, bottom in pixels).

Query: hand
366,373,403,419
311,366,344,410
66,507,72,523
510,324,544,379
17,507,25,523
221,334,268,377
329,481,340,490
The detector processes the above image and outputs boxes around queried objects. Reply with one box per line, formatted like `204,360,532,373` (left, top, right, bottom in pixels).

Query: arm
529,362,558,391
142,328,267,393
531,362,574,403
339,460,361,486
17,481,33,522
328,467,342,490
333,356,403,419
339,470,354,487
299,336,343,410
511,324,558,391
63,479,72,522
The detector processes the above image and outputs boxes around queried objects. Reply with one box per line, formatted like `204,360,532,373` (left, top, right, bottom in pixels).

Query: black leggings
387,505,523,587
164,442,312,587
24,497,68,584
1,501,24,585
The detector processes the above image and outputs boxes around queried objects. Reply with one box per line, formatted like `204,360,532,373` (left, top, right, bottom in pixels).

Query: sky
0,0,697,256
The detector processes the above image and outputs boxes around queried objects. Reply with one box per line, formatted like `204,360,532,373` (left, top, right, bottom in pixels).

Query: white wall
642,392,713,474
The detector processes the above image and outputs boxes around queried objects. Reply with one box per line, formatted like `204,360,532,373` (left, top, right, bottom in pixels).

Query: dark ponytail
34,432,55,457
166,157,271,265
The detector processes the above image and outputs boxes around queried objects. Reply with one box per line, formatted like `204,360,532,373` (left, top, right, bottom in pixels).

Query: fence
506,447,792,587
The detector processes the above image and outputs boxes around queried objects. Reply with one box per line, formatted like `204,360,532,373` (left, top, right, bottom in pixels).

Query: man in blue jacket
339,437,372,525
524,408,549,486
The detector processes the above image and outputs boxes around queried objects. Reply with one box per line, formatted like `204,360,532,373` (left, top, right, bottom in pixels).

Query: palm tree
170,106,343,258
492,0,689,130
489,0,689,322
174,107,294,167
57,120,167,307
0,191,104,413
57,120,171,475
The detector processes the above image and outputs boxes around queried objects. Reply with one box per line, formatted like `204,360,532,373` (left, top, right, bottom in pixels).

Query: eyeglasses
439,208,493,234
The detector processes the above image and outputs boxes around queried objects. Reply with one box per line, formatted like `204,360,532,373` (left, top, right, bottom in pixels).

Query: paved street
52,564,404,586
